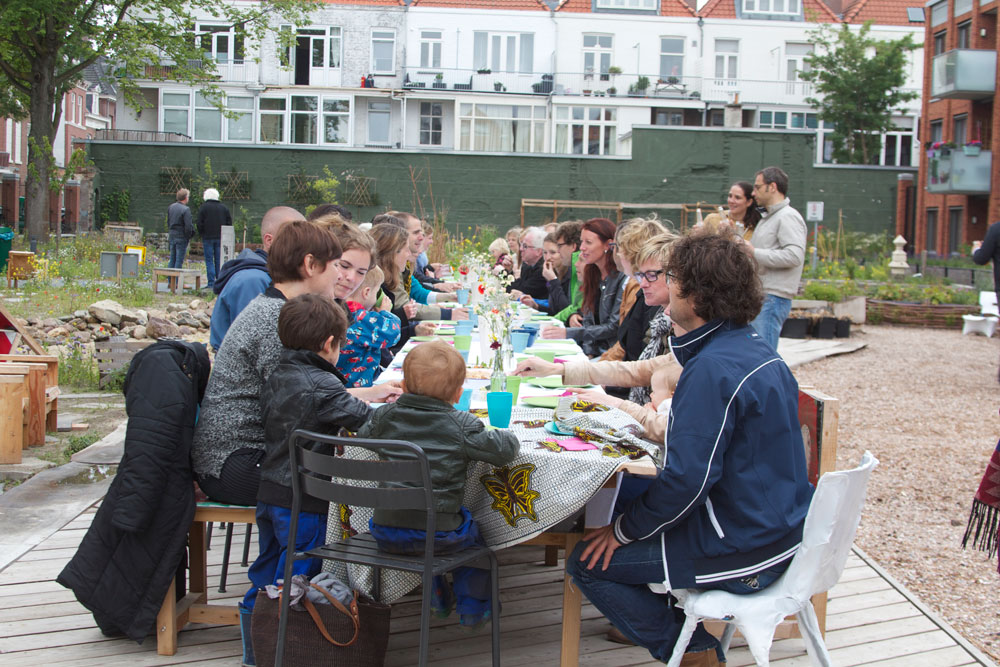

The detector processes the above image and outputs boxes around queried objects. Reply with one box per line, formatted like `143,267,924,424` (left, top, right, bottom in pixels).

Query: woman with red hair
541,217,625,357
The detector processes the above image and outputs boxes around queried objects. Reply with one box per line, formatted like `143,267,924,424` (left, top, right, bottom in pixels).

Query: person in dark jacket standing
566,231,813,666
167,188,193,270
196,187,232,290
57,340,211,643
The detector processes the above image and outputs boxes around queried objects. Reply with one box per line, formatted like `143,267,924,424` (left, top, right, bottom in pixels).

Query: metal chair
275,430,501,667
660,451,879,667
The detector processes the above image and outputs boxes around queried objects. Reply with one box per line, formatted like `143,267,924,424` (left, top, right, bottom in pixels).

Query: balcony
926,147,992,195
931,49,996,100
143,60,262,87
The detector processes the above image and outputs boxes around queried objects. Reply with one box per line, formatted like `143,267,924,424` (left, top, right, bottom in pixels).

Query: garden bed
865,299,980,328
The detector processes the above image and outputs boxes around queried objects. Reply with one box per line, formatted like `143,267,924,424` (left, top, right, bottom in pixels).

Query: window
957,21,971,49
930,1,948,27
933,30,946,55
714,40,738,80
554,106,617,156
193,92,222,141
323,97,350,144
473,32,534,74
659,38,684,80
882,130,915,167
925,209,938,254
743,0,800,14
948,207,963,255
653,109,684,126
583,34,613,81
785,43,812,93
85,93,95,113
371,29,396,74
420,31,442,69
368,101,391,145
930,119,943,144
162,91,191,136
199,24,244,64
460,103,545,153
227,96,253,142
329,27,342,69
759,110,816,129
595,0,657,9
420,102,443,146
953,114,967,145
259,97,286,143
291,95,318,144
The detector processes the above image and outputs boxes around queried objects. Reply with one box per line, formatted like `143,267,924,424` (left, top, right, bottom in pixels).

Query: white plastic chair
660,451,879,667
980,291,999,318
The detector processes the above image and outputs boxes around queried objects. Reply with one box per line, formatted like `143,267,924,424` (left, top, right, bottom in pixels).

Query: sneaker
459,609,491,633
430,579,455,619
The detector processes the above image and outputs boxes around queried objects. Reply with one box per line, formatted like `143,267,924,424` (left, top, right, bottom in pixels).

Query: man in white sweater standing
746,166,806,349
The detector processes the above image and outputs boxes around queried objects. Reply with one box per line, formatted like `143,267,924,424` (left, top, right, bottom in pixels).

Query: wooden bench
152,267,202,295
94,337,154,388
0,356,59,462
156,503,257,656
0,368,27,463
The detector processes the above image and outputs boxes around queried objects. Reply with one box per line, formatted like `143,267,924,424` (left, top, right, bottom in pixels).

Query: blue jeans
168,238,188,269
566,536,788,662
203,238,220,288
243,503,328,610
750,294,792,350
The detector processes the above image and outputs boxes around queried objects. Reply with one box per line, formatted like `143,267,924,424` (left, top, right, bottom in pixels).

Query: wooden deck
0,505,994,667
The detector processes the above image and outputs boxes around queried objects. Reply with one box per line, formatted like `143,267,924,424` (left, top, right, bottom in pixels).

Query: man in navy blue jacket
567,231,813,666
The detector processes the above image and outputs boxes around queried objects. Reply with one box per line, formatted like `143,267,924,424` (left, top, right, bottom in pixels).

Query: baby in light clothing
648,365,678,416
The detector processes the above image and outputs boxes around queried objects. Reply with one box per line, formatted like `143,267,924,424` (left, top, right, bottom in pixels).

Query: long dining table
329,304,660,666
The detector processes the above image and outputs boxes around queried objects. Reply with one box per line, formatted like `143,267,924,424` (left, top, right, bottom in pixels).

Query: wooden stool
156,503,256,655
151,268,202,295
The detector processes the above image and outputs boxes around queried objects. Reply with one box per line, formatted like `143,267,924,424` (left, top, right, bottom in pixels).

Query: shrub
802,281,844,302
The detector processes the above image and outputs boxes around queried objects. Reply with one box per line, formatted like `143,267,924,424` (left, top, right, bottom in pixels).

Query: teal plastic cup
453,387,473,411
511,331,530,353
456,288,470,305
486,392,513,428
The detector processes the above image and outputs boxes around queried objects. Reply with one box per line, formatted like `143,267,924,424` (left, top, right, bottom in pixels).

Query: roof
698,0,839,21
320,0,693,11
842,0,925,24
81,57,118,97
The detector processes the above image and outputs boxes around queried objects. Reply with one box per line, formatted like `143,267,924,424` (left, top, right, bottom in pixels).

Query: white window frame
583,34,613,81
659,37,684,80
329,27,342,69
596,0,657,9
458,103,545,153
258,96,287,144
194,91,223,142
367,101,392,145
420,30,443,69
226,95,254,142
290,94,319,145
714,39,739,81
419,102,443,146
161,90,192,137
743,0,800,14
322,96,351,145
197,23,244,64
554,105,617,156
473,32,534,74
371,29,396,75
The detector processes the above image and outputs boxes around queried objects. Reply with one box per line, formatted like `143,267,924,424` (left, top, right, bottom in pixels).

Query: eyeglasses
633,269,666,283
753,182,768,191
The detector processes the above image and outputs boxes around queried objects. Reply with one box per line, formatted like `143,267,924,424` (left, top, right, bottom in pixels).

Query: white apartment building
117,0,926,166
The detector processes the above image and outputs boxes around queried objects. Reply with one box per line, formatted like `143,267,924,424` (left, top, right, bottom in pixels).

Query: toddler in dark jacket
245,294,373,615
358,341,519,629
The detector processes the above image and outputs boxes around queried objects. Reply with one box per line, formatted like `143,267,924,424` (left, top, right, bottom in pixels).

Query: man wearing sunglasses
507,226,550,300
745,166,806,350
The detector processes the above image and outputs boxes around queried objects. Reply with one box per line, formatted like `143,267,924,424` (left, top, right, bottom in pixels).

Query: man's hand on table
450,307,470,321
520,295,539,310
414,322,437,336
541,325,567,339
437,282,461,293
580,524,622,571
349,381,402,403
567,386,623,409
513,358,561,377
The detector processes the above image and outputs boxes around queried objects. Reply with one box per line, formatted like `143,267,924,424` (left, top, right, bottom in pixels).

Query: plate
544,421,573,435
410,335,447,342
526,377,590,389
520,396,561,408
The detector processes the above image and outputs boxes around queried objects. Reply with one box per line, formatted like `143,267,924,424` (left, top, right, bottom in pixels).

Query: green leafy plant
58,339,100,390
64,432,100,458
802,281,844,302
100,188,132,227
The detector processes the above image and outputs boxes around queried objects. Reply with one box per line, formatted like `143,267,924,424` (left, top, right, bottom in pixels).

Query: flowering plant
966,140,982,147
473,269,516,381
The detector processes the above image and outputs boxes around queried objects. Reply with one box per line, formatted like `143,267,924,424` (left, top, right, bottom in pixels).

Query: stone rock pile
18,298,213,345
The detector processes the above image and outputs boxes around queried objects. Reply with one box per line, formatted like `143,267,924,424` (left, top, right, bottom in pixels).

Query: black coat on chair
57,340,211,642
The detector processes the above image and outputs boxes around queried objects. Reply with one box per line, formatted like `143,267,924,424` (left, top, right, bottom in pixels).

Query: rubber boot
238,601,256,667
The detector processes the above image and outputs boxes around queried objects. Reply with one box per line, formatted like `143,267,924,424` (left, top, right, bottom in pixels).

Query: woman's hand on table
580,524,622,571
519,295,539,310
438,282,461,293
567,386,623,409
414,322,437,336
513,358,561,377
349,382,402,403
541,325,566,340
568,314,583,327
450,307,469,321
403,301,418,319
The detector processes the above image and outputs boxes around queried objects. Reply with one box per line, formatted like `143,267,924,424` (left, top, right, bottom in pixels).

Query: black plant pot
780,317,809,339
835,319,851,338
813,317,837,339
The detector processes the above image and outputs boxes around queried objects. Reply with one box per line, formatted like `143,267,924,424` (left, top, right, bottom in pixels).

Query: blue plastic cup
514,327,537,348
511,331,531,353
455,320,474,336
521,321,542,331
456,288,470,305
453,387,473,411
486,391,513,428
458,348,470,363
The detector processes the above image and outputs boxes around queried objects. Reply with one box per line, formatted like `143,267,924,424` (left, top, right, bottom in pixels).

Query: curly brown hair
666,230,763,326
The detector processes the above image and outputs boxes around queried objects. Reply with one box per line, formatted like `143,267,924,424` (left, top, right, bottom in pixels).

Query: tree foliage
0,0,316,239
800,22,918,165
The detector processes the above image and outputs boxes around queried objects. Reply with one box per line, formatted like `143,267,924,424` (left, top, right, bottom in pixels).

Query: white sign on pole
806,201,824,222
221,225,236,268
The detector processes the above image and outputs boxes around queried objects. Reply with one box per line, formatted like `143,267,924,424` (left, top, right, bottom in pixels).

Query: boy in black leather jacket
360,341,519,630
241,295,373,664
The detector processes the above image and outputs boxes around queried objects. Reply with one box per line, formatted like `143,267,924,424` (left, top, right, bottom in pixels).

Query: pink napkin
556,437,597,451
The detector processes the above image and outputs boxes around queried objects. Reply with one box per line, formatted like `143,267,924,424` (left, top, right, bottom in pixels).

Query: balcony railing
931,49,997,100
144,60,262,86
93,129,191,142
927,147,992,195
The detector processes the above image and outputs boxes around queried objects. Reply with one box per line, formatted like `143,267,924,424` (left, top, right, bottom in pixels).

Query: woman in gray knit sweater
192,220,400,505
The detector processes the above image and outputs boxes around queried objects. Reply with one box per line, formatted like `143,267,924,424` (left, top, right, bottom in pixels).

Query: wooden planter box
866,299,980,328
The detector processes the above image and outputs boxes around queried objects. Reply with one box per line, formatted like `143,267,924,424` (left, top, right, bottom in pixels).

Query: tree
0,0,315,240
800,21,918,165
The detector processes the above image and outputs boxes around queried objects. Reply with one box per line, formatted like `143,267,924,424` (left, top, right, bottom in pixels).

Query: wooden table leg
559,532,582,667
156,577,178,655
189,520,208,597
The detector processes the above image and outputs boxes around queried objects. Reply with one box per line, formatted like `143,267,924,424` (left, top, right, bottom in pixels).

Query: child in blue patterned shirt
336,265,401,387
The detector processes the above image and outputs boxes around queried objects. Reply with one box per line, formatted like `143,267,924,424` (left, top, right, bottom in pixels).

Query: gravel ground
792,324,1000,662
